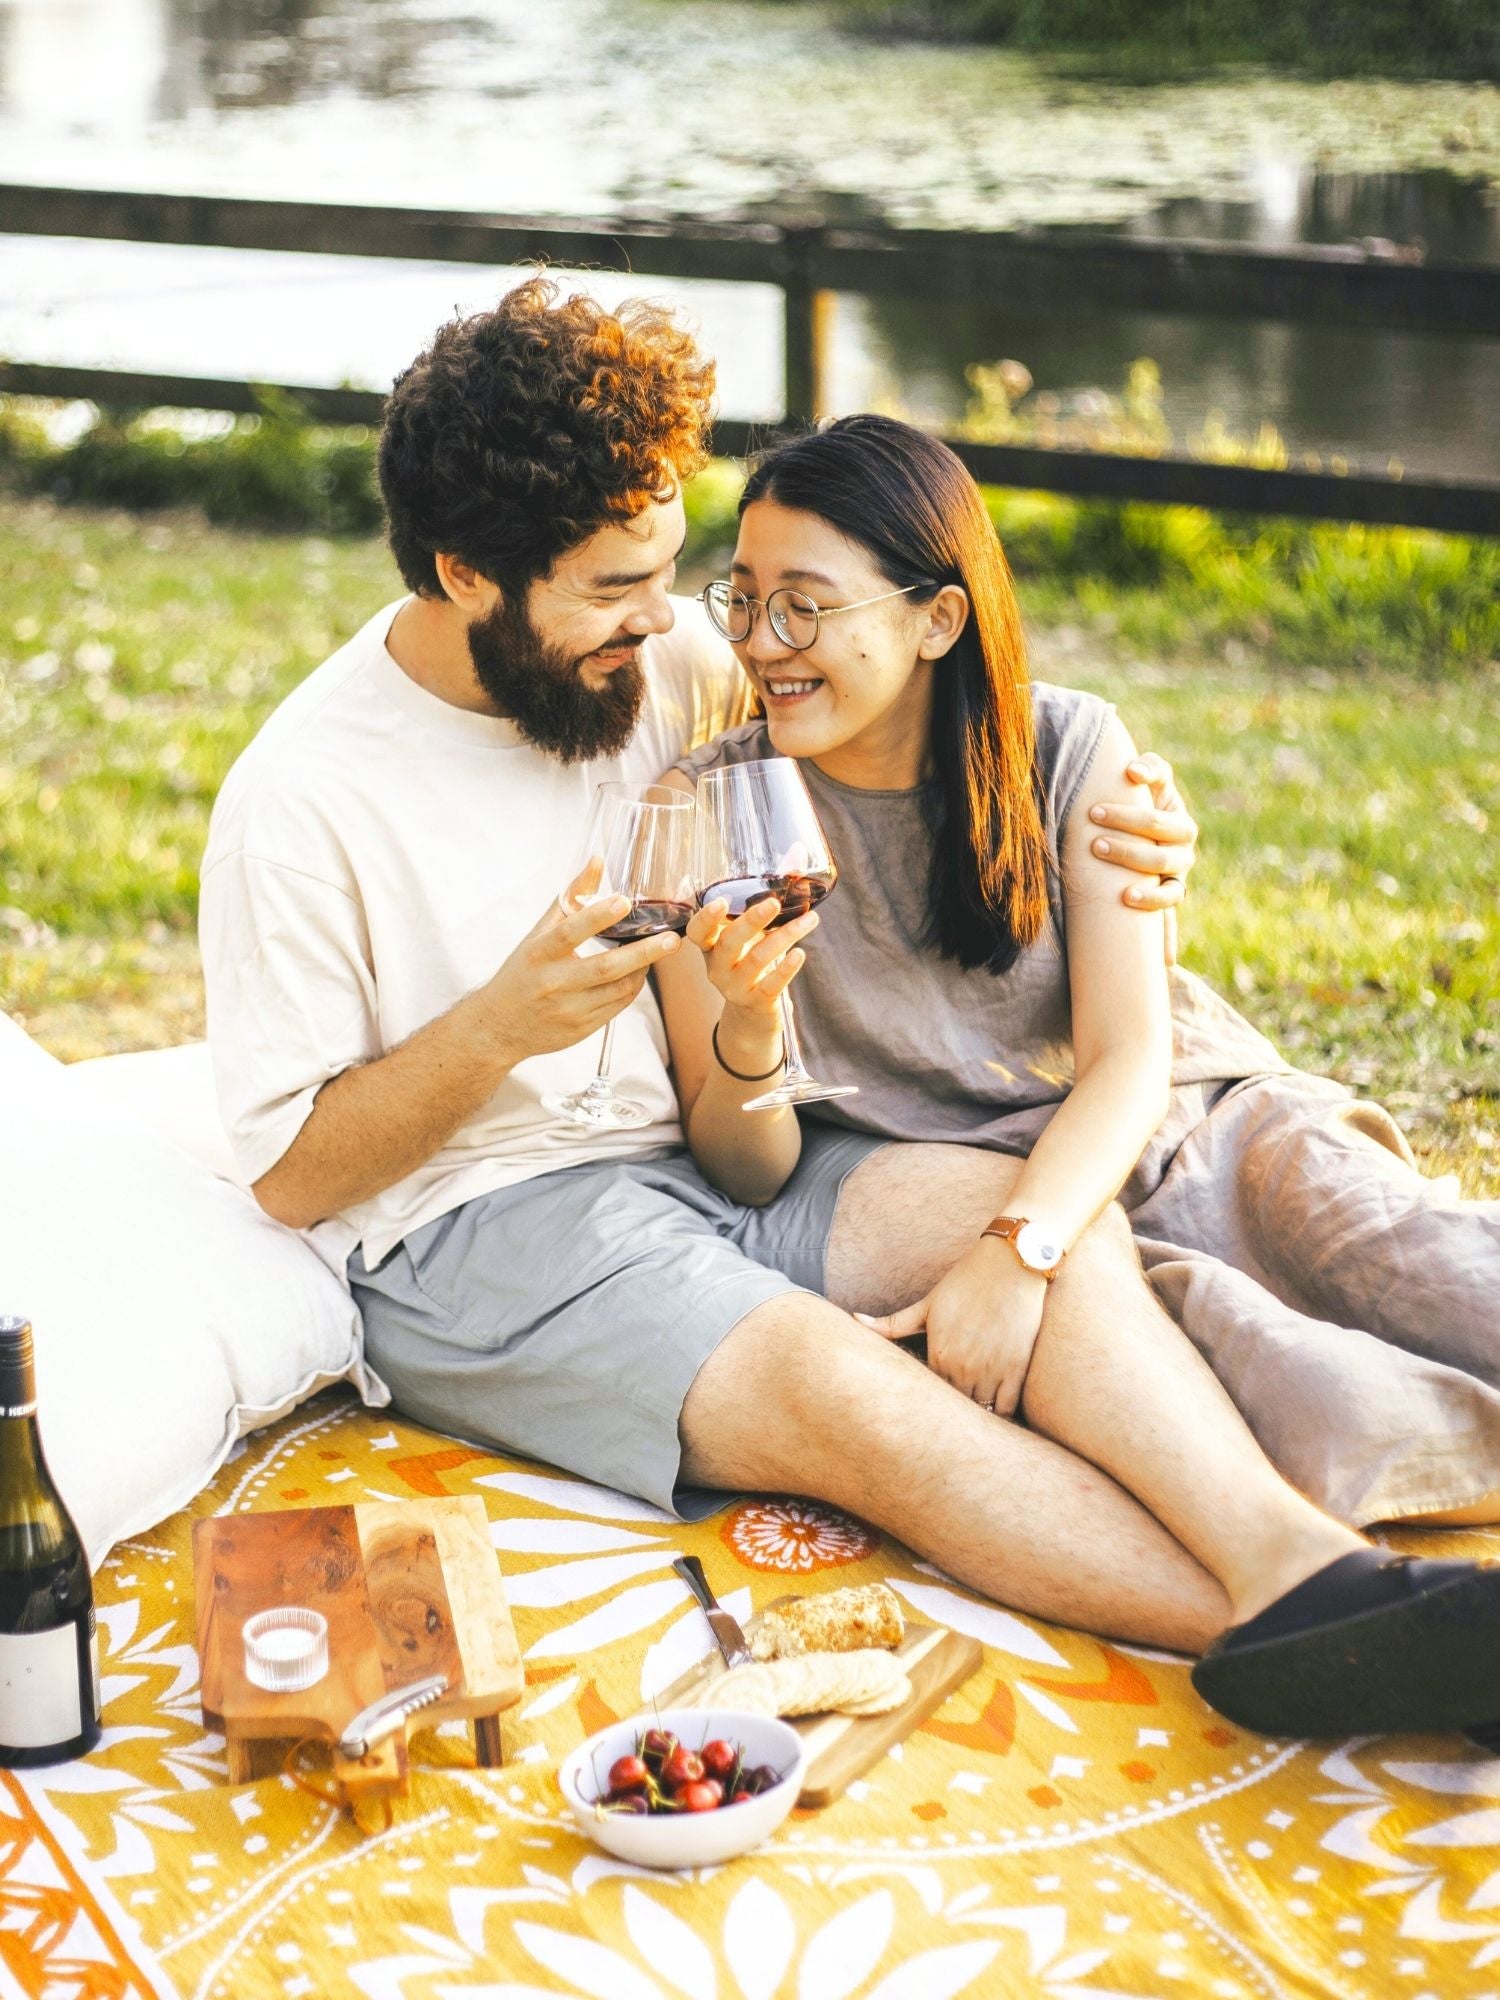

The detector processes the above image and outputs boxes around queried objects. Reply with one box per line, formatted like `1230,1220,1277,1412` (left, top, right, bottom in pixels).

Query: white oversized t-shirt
200,595,743,1273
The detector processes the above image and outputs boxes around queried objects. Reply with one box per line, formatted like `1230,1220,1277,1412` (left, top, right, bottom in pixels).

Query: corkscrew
338,1674,449,1759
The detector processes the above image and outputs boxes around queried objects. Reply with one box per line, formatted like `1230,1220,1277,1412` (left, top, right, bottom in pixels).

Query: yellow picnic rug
9,1388,1500,2000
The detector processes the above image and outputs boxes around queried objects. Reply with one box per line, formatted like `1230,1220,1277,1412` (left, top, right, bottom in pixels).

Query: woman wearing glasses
653,413,1500,1736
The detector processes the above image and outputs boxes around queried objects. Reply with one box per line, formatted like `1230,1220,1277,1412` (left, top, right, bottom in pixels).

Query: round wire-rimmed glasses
700,579,932,653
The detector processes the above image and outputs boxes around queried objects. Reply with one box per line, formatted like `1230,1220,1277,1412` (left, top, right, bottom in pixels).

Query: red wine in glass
696,870,836,927
595,898,695,944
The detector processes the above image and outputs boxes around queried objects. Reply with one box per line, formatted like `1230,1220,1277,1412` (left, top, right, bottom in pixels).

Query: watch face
1015,1222,1064,1273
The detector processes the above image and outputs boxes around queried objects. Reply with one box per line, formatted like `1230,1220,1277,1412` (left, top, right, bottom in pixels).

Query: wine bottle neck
0,1327,37,1426
0,1417,48,1492
0,1329,53,1506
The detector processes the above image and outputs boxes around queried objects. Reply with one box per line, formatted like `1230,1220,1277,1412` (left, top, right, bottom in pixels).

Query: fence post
781,225,833,426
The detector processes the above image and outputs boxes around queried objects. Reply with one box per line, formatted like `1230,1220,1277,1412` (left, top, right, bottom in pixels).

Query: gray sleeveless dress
679,685,1500,1527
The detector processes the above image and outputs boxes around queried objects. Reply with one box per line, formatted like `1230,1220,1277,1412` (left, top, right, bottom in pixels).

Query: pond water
1,0,1497,478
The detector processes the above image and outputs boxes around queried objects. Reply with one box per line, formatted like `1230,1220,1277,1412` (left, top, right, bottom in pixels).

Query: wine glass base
542,1089,654,1131
742,1081,860,1113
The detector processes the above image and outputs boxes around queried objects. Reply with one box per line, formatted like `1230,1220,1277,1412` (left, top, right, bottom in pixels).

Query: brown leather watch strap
981,1215,1025,1244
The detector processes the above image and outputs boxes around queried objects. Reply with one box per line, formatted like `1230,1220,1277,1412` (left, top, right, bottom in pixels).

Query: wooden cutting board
193,1496,522,1800
655,1598,982,1809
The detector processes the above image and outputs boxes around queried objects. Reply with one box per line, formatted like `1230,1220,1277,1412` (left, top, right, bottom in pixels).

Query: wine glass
691,758,858,1113
543,783,696,1131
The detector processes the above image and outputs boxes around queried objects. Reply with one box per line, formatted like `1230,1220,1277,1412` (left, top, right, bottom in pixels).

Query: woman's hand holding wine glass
690,759,857,1112
686,893,819,1071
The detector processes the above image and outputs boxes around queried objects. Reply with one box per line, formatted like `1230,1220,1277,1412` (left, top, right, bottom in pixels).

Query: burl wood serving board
656,1599,982,1809
193,1496,522,1799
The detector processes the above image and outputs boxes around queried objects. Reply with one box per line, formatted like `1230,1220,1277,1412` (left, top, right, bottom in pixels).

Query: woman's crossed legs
681,1139,1500,1735
684,1141,1358,1651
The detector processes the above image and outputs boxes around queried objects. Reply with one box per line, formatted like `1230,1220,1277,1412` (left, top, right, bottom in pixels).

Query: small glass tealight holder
242,1607,329,1693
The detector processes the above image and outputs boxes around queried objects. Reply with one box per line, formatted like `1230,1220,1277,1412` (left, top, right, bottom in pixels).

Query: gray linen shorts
348,1127,886,1519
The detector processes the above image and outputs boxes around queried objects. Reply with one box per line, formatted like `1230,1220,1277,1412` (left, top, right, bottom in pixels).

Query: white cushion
0,1016,387,1567
63,1041,244,1186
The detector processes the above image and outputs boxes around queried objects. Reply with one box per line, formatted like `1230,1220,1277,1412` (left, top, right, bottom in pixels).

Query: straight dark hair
740,415,1049,973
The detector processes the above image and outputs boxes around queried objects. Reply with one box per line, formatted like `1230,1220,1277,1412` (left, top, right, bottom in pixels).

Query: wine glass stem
586,1017,619,1098
778,989,812,1088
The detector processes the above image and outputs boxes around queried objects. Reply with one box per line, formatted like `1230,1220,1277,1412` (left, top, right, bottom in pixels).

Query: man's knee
680,1294,916,1489
1024,1206,1149,1405
1055,1200,1139,1290
827,1141,1024,1313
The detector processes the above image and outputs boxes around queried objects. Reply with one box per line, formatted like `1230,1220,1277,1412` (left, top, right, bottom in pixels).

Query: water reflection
160,0,469,112
851,292,1500,478
0,0,489,124
0,0,1495,479
1117,168,1500,263
0,0,171,133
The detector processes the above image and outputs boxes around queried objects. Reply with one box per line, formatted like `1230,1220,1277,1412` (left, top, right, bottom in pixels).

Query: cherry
660,1747,705,1793
680,1778,723,1813
609,1791,650,1815
609,1754,650,1793
700,1739,737,1780
641,1729,677,1762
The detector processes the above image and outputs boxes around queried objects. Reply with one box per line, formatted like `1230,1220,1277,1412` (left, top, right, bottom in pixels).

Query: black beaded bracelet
712,1020,786,1083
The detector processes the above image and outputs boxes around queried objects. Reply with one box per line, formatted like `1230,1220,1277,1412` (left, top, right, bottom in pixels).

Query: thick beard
466,594,646,764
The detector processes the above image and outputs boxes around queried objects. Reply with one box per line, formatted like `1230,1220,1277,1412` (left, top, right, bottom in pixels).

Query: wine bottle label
0,1402,37,1420
0,1622,86,1749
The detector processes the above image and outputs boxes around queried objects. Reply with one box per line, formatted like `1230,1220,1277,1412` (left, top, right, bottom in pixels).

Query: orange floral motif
721,1500,879,1573
0,1773,155,1999
389,1445,494,1496
923,1676,1016,1758
578,1681,621,1737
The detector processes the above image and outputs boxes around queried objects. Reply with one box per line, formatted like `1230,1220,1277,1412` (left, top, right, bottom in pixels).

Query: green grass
1046,635,1500,1187
989,492,1500,678
1,492,1495,1193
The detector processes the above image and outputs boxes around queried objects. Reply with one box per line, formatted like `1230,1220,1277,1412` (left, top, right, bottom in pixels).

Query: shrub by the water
818,0,1497,78
0,394,383,537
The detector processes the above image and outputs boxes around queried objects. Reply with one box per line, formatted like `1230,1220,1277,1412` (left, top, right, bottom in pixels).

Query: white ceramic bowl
559,1709,806,1870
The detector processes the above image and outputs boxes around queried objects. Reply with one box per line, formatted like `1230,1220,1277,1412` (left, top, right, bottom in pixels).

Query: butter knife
673,1556,752,1669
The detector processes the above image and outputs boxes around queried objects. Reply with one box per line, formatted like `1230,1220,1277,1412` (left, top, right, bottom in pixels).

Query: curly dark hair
377,277,717,598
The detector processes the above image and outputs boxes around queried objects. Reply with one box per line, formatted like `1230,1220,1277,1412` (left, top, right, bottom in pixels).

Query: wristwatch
980,1215,1067,1283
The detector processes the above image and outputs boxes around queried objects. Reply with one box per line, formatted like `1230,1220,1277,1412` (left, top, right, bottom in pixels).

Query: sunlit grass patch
2,502,398,946
1046,641,1500,1185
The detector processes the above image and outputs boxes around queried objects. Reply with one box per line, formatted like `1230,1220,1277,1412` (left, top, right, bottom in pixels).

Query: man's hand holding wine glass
477,858,682,1074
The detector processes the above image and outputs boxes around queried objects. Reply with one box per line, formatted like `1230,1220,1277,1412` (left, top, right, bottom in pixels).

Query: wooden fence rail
3,183,1498,534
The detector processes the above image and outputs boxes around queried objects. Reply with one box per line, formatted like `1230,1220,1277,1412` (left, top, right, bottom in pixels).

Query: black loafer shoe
1191,1548,1500,1739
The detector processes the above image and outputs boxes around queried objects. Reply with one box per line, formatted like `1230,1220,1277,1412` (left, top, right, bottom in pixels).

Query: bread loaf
750,1582,903,1660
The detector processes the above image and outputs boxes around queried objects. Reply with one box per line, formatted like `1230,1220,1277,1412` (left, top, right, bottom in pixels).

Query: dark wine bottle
0,1318,100,1766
